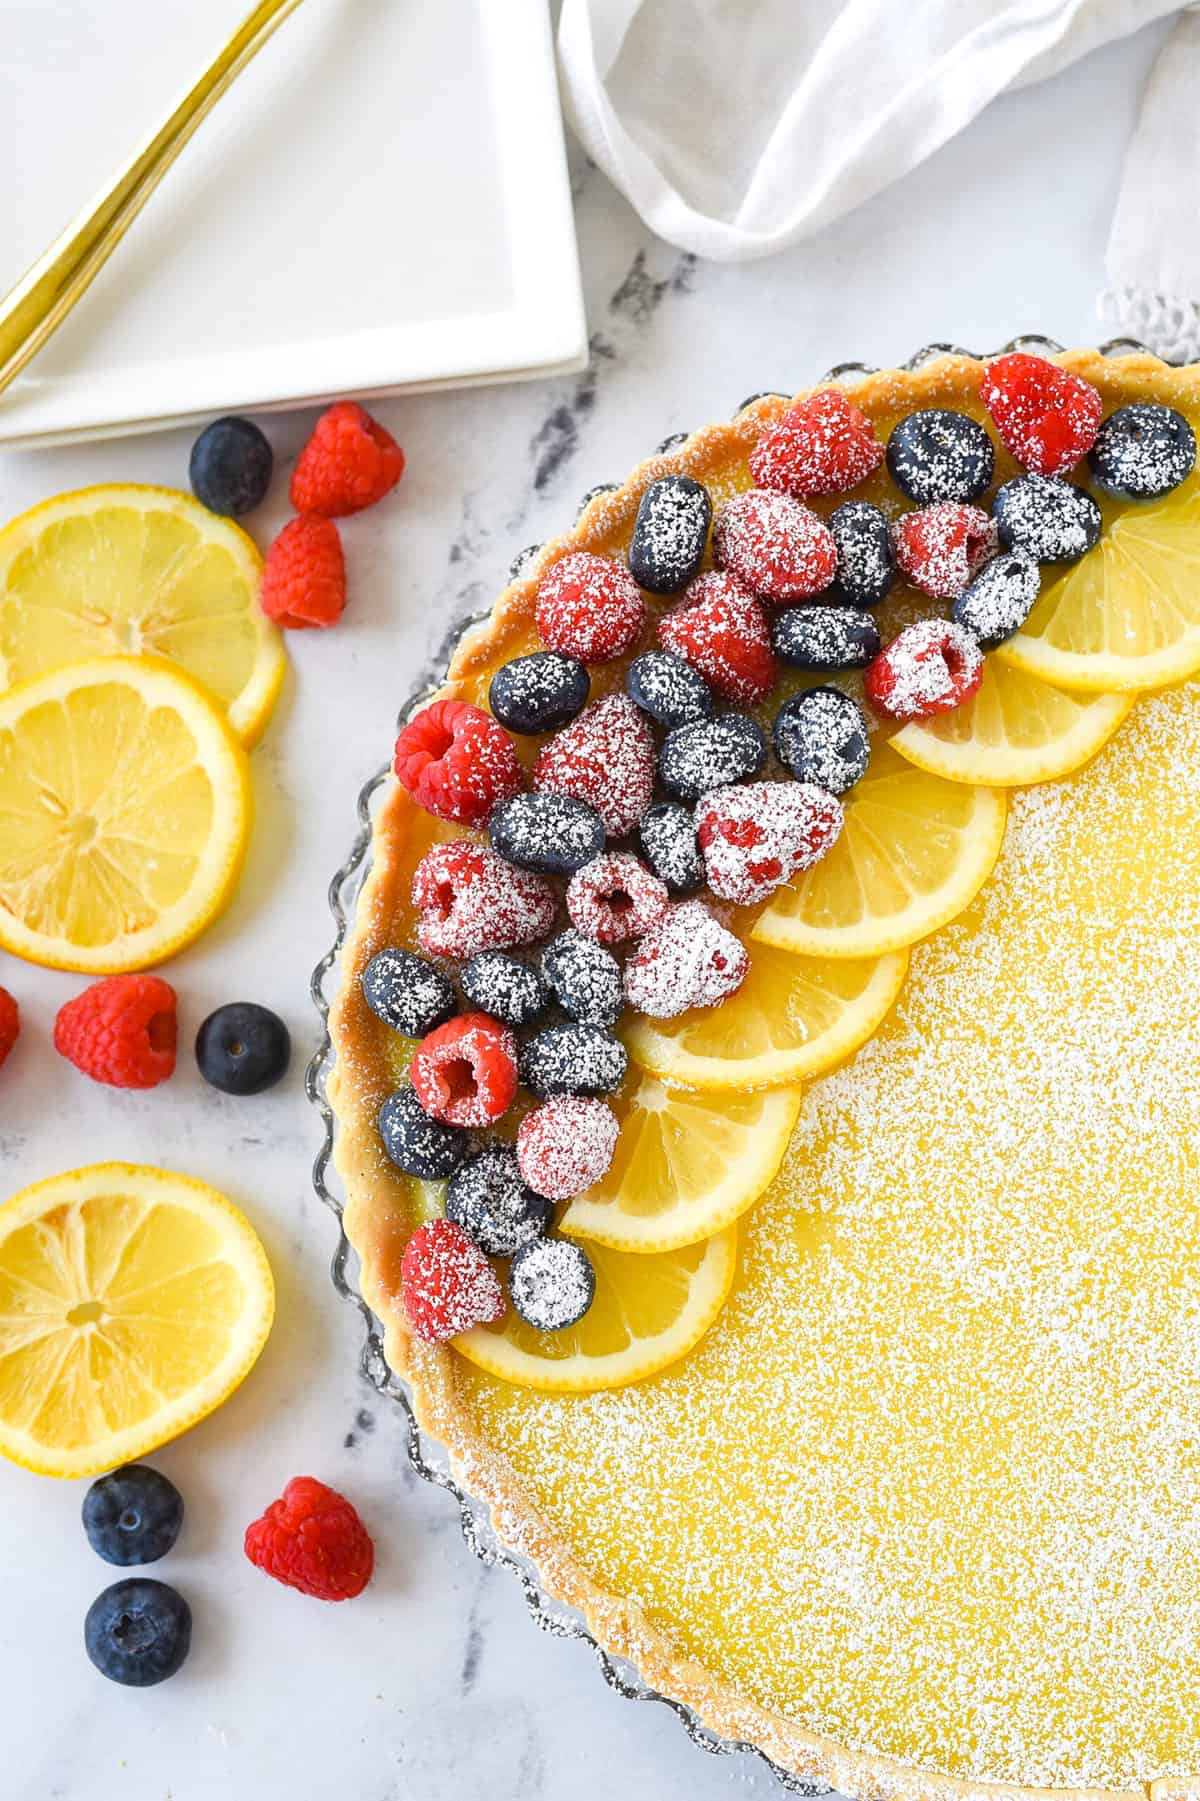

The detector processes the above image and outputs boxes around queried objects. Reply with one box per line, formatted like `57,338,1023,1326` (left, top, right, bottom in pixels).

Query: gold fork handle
0,0,305,402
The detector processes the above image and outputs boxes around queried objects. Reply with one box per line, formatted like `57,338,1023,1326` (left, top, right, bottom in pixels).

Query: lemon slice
752,739,1007,959
0,656,252,973
626,944,908,1091
456,1226,737,1394
0,1162,274,1478
995,478,1200,693
892,658,1133,787
0,484,285,745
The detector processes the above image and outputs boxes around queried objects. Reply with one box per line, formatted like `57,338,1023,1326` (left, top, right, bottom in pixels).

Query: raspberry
0,987,18,1070
534,693,655,837
244,1477,374,1602
400,1218,506,1343
516,1096,620,1201
658,572,777,705
624,901,749,1018
566,852,669,945
864,619,985,721
713,490,836,603
394,698,523,826
54,976,177,1090
411,840,556,959
259,515,346,629
980,354,1102,477
695,781,843,906
535,553,646,663
749,389,884,498
289,401,404,516
410,1013,518,1127
893,503,996,599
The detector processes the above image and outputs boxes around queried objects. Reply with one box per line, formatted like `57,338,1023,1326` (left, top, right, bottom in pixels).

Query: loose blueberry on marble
460,951,549,1028
189,416,273,517
84,1578,191,1687
1088,403,1197,499
886,409,994,506
509,1238,596,1331
445,1146,552,1257
771,604,881,671
773,688,870,795
628,474,712,593
83,1465,184,1567
826,500,895,608
489,790,606,876
993,473,1101,563
952,549,1041,649
361,948,456,1037
658,712,767,803
626,650,713,728
639,801,705,894
488,652,590,735
541,930,624,1027
195,1002,290,1095
520,1023,628,1097
378,1085,466,1179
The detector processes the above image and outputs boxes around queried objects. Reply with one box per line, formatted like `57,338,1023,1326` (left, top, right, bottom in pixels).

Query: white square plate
0,0,586,446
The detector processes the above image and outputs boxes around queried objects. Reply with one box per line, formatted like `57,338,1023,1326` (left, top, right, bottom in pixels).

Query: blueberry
1089,403,1196,499
195,1003,290,1096
826,501,895,608
520,1024,627,1097
362,948,456,1036
188,417,273,517
378,1085,466,1178
993,474,1101,563
490,791,605,875
446,1146,552,1256
626,651,713,728
83,1465,184,1567
952,550,1040,649
541,931,624,1026
771,605,880,671
886,410,994,505
628,475,712,594
658,713,767,803
509,1238,595,1330
85,1578,191,1687
461,952,548,1028
489,652,589,735
639,802,704,893
773,688,870,795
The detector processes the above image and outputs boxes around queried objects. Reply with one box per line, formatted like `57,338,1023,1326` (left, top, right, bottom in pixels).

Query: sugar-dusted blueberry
362,947,456,1038
826,500,895,608
639,801,704,894
378,1085,466,1179
771,605,880,672
490,790,605,876
993,474,1101,563
886,409,994,506
446,1145,552,1256
952,549,1040,649
488,652,590,735
460,951,549,1028
189,416,273,517
520,1023,627,1097
628,474,712,594
773,688,870,795
1089,403,1197,499
658,712,767,803
85,1579,191,1687
509,1238,596,1330
626,650,713,728
83,1466,184,1567
541,931,624,1027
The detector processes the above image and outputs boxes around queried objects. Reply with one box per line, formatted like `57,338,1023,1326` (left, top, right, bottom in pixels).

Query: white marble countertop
0,21,1173,1799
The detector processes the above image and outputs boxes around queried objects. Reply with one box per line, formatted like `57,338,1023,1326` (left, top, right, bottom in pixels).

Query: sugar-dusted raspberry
400,1219,506,1344
695,781,843,905
980,354,1102,477
535,552,646,663
290,401,405,516
411,840,556,959
658,572,777,705
623,901,749,1019
0,987,18,1071
244,1477,374,1602
864,618,985,722
409,1013,518,1128
566,852,669,946
713,490,836,603
54,976,177,1090
749,389,884,498
394,698,523,827
516,1096,620,1201
892,503,997,599
259,515,346,629
534,693,655,838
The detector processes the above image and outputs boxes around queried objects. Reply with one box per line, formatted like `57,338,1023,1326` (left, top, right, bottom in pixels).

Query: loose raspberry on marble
400,1219,506,1344
0,987,18,1071
244,1477,374,1603
516,1096,620,1201
409,1013,519,1128
535,552,646,663
259,515,346,629
749,389,884,497
394,698,523,827
623,900,749,1019
411,840,557,959
695,781,843,906
290,401,405,517
566,852,670,946
534,693,655,838
892,502,996,599
979,354,1103,477
54,976,177,1090
712,490,836,603
658,572,777,705
864,618,985,721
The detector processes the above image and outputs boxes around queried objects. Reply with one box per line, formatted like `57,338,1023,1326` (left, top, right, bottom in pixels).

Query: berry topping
624,900,749,1018
658,712,767,803
488,652,590,735
461,951,549,1028
696,781,843,905
0,986,18,1070
259,514,346,629
865,618,985,721
400,1218,505,1343
394,698,523,827
628,474,712,594
750,388,884,497
712,490,837,603
82,1466,184,1568
195,1002,291,1096
290,401,404,516
516,1096,620,1200
980,354,1102,477
521,1022,628,1098
84,1579,191,1687
534,693,655,838
189,416,273,518
952,550,1041,649
893,502,997,599
659,572,777,704
625,650,714,728
244,1476,375,1601
411,841,556,959
773,688,871,795
535,552,646,662
54,976,177,1090
566,851,670,945
361,947,456,1037
509,1238,597,1330
446,1146,552,1257
885,409,994,505
410,1013,518,1128
1089,403,1197,499
378,1085,466,1179
639,801,704,894
541,930,624,1026
993,474,1102,563
826,500,896,608
770,604,881,671
490,790,606,876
